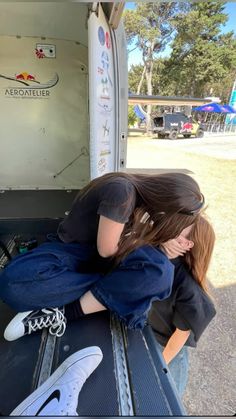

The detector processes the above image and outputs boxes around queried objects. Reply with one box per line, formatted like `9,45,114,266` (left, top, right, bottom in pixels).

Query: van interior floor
0,224,185,416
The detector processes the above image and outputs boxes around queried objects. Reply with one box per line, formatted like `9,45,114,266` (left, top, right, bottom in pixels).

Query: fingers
161,237,194,259
176,236,194,250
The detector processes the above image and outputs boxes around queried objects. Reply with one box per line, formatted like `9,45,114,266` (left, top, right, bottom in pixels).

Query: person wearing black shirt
149,216,216,397
1,172,205,340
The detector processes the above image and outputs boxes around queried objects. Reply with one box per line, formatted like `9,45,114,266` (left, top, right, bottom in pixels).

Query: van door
88,3,127,179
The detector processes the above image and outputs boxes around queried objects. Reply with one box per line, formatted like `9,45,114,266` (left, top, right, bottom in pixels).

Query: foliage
124,3,188,132
167,1,236,97
124,3,188,61
128,105,138,127
127,1,236,103
129,60,167,95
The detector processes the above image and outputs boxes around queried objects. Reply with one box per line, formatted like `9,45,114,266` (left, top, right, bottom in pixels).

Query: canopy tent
133,105,146,121
194,103,236,113
194,102,236,130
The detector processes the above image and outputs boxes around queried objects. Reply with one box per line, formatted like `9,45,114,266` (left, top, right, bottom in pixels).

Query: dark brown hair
80,172,205,262
184,215,215,293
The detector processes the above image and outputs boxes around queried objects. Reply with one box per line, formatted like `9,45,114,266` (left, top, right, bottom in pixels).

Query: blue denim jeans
0,241,174,329
156,341,189,397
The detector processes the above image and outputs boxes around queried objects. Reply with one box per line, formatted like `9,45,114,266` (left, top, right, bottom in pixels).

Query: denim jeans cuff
91,286,147,329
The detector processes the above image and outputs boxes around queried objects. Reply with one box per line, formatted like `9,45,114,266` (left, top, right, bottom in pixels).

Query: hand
160,236,194,259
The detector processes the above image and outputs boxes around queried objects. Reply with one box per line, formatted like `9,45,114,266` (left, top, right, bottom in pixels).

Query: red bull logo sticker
15,72,38,82
0,71,59,99
35,44,56,59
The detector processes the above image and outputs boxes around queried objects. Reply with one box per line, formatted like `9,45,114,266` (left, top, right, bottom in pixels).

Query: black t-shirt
148,257,216,347
57,176,137,244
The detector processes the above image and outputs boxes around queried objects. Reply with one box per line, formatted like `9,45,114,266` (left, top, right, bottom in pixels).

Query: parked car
153,112,204,139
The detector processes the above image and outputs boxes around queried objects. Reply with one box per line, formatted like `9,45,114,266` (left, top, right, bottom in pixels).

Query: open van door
88,2,127,179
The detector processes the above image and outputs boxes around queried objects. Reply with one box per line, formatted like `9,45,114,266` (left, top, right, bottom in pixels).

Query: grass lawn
127,135,236,288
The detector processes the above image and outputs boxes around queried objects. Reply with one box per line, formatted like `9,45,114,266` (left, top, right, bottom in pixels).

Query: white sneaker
4,308,66,341
10,346,103,416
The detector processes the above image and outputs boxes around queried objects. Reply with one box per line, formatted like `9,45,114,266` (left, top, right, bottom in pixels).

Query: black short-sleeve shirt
57,176,136,243
148,257,216,347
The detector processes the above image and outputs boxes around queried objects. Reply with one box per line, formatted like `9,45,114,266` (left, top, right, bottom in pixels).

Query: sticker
15,72,37,82
101,51,109,70
1,71,59,99
101,77,109,95
98,26,105,46
35,49,45,59
35,44,56,59
101,52,112,87
102,120,110,136
105,32,111,49
98,157,106,173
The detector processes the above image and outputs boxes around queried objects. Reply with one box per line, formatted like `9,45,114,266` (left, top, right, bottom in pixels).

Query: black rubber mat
0,219,61,235
125,326,185,415
52,311,119,416
0,302,45,415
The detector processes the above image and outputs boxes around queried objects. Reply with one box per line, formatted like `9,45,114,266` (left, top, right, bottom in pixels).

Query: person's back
149,257,216,348
57,175,136,244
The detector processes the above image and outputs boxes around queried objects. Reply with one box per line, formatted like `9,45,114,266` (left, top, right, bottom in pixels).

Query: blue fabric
156,341,189,397
194,102,236,114
91,246,174,329
0,242,174,329
133,105,146,121
0,242,100,311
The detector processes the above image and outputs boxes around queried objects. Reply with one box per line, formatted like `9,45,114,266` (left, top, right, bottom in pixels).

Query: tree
128,59,166,95
167,1,236,97
124,2,188,133
128,105,138,127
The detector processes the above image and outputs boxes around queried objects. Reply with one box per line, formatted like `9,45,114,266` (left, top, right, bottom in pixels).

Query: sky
125,2,236,68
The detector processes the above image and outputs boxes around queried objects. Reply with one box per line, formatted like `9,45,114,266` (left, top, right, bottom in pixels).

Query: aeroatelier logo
0,71,59,99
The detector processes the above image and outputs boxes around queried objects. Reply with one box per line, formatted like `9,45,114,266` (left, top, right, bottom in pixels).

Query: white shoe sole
4,311,33,341
10,346,103,416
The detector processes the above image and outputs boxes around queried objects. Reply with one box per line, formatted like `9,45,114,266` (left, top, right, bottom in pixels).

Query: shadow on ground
183,282,236,416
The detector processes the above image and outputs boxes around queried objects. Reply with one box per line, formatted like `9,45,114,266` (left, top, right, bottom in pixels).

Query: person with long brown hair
1,171,205,341
149,215,216,397
58,171,205,263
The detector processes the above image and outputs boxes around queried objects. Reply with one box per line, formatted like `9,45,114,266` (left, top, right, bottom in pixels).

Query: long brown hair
184,215,215,293
80,172,205,262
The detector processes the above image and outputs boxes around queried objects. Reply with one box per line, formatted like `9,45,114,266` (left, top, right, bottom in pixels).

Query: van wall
0,3,90,190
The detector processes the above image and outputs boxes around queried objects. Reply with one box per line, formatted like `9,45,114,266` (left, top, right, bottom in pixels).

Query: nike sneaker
4,307,66,341
10,346,103,416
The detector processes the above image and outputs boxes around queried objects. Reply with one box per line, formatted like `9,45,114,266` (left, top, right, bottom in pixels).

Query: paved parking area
150,134,236,160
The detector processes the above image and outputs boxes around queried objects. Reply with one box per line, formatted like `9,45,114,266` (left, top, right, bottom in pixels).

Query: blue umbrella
194,102,236,113
220,104,236,114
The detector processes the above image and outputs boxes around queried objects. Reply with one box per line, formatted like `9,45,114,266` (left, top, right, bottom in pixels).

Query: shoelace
28,309,66,338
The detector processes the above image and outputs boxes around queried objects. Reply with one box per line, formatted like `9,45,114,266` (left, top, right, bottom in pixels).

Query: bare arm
97,215,125,258
80,291,107,314
162,328,190,364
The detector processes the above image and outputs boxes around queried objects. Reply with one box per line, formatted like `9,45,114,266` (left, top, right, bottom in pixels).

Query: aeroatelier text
5,89,50,97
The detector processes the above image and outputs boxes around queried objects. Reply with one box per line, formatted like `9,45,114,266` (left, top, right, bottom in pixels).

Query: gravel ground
126,134,236,416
